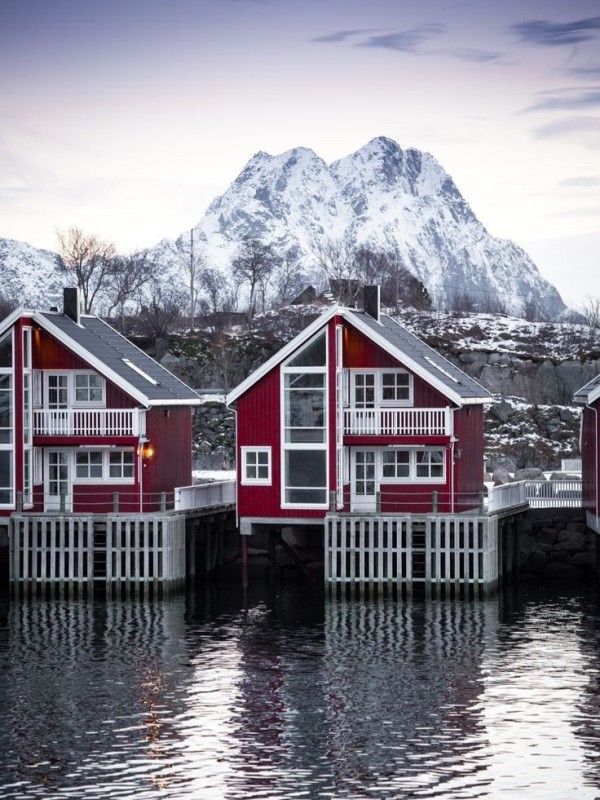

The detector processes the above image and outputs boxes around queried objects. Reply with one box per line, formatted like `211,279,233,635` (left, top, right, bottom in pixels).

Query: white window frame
44,371,106,408
281,330,329,509
241,447,271,486
0,329,14,508
349,369,413,408
379,447,446,484
75,450,104,480
108,450,135,480
71,448,135,484
74,372,105,406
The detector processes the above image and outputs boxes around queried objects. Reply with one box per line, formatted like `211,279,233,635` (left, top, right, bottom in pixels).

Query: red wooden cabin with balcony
0,288,201,518
227,287,492,537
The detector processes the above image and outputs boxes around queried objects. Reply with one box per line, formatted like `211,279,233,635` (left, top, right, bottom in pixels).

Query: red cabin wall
453,405,485,511
581,405,598,515
144,407,194,498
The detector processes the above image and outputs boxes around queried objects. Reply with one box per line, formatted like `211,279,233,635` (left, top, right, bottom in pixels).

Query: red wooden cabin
574,376,600,532
0,288,201,517
227,287,492,536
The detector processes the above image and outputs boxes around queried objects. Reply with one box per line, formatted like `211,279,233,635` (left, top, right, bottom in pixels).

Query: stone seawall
518,508,597,581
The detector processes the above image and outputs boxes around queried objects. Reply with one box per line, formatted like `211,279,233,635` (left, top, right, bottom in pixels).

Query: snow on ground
193,470,236,483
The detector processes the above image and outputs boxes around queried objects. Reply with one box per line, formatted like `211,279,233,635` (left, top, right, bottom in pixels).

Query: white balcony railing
488,480,582,514
343,407,452,437
174,480,236,511
33,408,145,437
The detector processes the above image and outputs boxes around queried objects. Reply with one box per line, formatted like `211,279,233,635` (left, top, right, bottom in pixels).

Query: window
351,370,413,407
416,449,444,479
0,330,13,506
75,373,103,403
241,448,271,485
381,371,410,403
282,330,328,507
45,372,105,408
382,449,410,479
380,448,445,483
76,450,103,479
109,451,135,479
68,449,135,483
284,449,327,504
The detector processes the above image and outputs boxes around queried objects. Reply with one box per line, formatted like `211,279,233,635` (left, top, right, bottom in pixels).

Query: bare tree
271,255,306,306
582,296,600,328
231,238,277,319
56,227,117,313
200,267,236,333
105,252,154,332
136,283,186,342
313,238,361,304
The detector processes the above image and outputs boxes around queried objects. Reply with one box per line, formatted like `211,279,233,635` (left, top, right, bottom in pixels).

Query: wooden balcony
33,408,145,438
343,407,452,437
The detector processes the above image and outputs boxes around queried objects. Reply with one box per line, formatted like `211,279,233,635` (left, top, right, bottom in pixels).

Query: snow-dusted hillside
162,136,566,318
0,238,65,308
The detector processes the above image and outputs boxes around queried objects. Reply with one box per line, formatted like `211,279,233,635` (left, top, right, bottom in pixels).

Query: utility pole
190,228,195,333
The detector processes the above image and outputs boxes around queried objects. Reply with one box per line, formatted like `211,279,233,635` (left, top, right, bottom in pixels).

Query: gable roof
574,375,600,406
227,306,492,406
1,308,201,407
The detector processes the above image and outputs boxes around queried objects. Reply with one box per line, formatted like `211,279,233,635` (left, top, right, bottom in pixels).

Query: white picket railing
561,458,582,474
174,480,236,511
33,408,145,437
488,480,582,514
344,407,451,436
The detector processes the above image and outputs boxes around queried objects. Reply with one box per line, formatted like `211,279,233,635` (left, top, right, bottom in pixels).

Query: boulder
489,401,512,424
492,466,513,485
514,467,546,481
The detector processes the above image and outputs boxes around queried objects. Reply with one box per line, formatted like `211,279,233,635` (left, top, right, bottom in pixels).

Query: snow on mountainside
168,136,566,318
0,137,566,318
0,238,65,307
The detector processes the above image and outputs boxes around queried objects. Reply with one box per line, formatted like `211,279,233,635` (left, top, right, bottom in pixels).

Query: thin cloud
527,89,600,112
512,16,600,46
358,24,444,53
312,29,380,44
560,175,600,187
533,116,600,148
567,66,600,80
449,48,505,63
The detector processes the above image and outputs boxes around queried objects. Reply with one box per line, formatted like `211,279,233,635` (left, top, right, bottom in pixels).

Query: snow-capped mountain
0,238,65,308
0,137,566,318
172,136,565,317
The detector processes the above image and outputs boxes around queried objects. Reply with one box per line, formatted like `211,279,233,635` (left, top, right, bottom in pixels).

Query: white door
351,450,376,511
45,450,71,511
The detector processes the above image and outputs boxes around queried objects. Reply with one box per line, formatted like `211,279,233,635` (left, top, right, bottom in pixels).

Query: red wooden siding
144,407,194,498
453,405,485,511
581,405,598,515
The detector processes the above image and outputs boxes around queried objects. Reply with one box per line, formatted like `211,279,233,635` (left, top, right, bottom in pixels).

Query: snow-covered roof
227,305,492,406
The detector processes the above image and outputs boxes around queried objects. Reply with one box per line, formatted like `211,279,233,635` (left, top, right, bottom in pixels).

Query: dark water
1,580,600,799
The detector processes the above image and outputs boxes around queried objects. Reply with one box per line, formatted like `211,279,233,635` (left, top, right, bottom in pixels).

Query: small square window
76,451,103,479
109,451,135,479
241,448,271,485
75,373,104,404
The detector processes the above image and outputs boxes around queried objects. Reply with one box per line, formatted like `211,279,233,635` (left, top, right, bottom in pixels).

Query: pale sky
1,0,599,309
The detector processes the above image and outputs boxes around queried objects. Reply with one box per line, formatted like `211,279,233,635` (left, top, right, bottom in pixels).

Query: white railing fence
344,407,451,436
174,481,236,511
488,479,582,514
561,458,582,473
33,408,145,437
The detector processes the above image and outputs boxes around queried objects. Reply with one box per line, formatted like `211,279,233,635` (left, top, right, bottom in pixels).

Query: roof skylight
122,358,158,385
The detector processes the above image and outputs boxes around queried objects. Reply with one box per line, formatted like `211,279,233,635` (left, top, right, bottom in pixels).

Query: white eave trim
226,305,340,406
343,311,492,406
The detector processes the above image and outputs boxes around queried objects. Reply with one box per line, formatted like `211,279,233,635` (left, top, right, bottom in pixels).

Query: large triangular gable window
281,330,328,507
